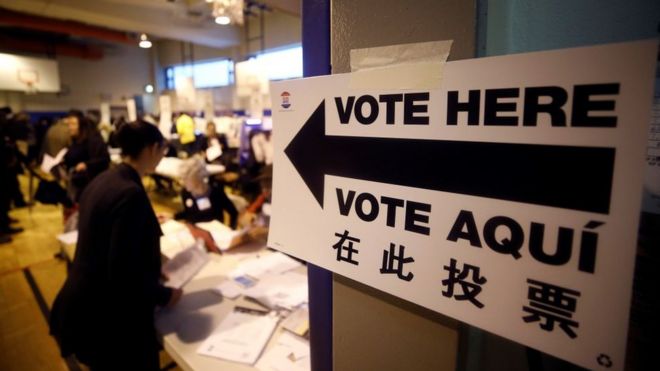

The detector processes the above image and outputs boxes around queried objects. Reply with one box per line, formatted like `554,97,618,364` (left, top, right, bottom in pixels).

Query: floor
0,175,184,371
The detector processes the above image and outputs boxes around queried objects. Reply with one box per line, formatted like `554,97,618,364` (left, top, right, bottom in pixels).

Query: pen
234,305,270,316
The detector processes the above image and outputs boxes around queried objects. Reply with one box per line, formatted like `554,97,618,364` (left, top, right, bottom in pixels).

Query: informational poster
126,98,137,122
100,102,111,125
268,40,657,370
159,95,173,139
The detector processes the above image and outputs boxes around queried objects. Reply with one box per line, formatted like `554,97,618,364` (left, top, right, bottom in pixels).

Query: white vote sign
268,40,657,370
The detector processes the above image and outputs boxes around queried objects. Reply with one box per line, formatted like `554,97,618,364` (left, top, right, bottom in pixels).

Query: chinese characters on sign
330,232,583,338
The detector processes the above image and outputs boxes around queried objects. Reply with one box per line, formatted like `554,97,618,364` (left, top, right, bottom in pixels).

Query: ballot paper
198,310,279,365
214,279,244,299
160,220,196,259
281,307,309,338
229,252,302,280
40,148,67,173
160,219,187,235
56,230,78,245
243,271,308,310
195,220,247,251
206,142,223,162
162,245,210,289
255,332,311,371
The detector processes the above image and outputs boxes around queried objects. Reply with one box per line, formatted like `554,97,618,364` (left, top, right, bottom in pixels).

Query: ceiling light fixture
138,33,152,48
215,15,231,25
211,0,244,26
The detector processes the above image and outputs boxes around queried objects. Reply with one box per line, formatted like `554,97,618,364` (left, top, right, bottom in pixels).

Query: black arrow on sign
285,100,615,214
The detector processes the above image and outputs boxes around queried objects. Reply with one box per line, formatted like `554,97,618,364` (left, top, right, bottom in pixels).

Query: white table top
155,242,306,371
154,157,225,180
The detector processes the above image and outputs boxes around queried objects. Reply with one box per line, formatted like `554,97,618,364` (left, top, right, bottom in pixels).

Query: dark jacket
63,130,110,201
50,163,172,370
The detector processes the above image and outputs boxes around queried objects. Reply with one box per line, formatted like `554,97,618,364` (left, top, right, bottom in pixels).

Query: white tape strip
349,40,453,90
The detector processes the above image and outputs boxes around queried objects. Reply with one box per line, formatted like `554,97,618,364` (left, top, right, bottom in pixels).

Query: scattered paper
198,310,279,365
195,220,247,251
56,230,78,245
214,279,244,299
160,233,194,259
244,271,308,310
41,148,67,173
281,307,309,338
255,332,310,371
162,245,210,289
160,219,187,234
229,252,302,280
159,220,196,259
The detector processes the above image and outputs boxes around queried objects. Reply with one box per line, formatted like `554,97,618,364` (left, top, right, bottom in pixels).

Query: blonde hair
180,157,209,194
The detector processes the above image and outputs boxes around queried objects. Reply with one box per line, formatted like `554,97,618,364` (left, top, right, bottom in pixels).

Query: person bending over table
177,157,238,229
50,120,182,371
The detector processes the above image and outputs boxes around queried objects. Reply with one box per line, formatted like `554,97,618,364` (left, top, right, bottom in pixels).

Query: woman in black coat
62,110,110,202
50,120,182,371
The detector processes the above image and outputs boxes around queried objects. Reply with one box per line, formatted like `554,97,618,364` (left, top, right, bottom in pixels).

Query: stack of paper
195,220,247,251
255,332,310,371
198,310,279,365
162,245,210,289
229,252,302,280
160,220,196,259
243,271,308,310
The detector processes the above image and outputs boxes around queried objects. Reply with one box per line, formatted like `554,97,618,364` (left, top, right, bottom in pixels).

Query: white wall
2,43,153,112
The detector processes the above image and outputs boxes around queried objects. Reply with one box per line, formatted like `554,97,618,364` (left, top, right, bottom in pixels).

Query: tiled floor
0,175,183,371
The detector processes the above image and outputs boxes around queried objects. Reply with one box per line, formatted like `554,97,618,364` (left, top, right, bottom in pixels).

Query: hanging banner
126,98,137,122
100,102,111,125
159,95,173,139
268,40,657,370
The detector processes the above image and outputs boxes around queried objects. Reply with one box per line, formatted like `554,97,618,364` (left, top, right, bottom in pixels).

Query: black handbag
34,180,69,206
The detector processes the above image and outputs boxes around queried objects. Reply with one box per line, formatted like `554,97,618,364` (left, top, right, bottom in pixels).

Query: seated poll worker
50,120,183,371
176,157,239,229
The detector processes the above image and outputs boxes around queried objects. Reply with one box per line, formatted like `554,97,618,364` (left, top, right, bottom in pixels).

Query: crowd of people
1,107,31,243
0,107,273,244
1,106,273,369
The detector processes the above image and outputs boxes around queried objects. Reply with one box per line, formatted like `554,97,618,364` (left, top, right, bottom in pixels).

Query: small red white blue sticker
281,91,291,109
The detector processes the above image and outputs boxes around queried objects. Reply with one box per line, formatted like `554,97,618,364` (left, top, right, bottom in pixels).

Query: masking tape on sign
349,40,453,90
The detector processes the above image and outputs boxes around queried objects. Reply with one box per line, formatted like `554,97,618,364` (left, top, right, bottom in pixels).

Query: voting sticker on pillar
267,40,657,370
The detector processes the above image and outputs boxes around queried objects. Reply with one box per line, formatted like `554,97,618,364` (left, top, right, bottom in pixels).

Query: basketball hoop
17,69,39,94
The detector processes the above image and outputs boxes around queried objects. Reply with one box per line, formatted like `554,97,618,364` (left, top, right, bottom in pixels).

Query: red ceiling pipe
0,7,134,45
0,36,104,60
